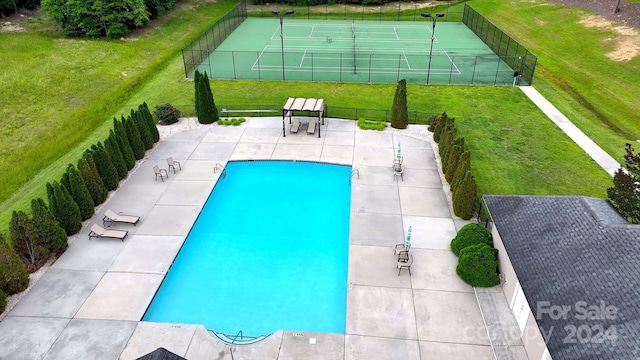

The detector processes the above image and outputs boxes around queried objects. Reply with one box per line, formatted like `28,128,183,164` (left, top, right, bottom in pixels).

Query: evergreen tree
10,210,48,268
65,164,95,220
132,109,153,150
105,133,128,180
114,117,136,170
78,156,108,205
202,71,218,122
456,244,499,287
141,102,160,143
433,112,449,143
125,115,145,159
31,198,68,255
390,78,408,129
196,71,218,124
0,235,29,294
452,171,477,220
451,151,471,194
607,143,640,223
194,69,202,118
47,181,82,236
445,142,463,184
442,136,463,175
439,125,457,166
88,143,119,191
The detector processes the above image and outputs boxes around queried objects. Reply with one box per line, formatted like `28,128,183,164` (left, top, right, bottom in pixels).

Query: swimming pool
143,161,351,337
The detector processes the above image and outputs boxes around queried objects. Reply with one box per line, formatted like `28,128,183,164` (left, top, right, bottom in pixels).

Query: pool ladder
349,168,359,185
208,329,269,345
214,163,227,178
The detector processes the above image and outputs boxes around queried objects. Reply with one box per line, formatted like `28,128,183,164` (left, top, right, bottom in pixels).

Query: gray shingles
484,195,640,360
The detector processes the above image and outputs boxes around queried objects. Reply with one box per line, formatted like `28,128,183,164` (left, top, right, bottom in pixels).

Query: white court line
309,25,315,38
393,27,400,40
300,50,307,67
402,51,410,70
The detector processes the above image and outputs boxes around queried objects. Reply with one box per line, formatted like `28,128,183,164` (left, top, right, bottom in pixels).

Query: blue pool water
143,161,351,336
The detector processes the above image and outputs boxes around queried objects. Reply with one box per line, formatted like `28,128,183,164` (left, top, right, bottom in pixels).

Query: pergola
281,97,326,138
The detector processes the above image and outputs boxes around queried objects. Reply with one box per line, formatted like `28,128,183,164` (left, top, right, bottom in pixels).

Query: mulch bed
545,0,640,28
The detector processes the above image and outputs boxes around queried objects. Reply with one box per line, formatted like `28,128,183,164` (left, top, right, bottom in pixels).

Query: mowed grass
468,0,640,161
0,0,621,235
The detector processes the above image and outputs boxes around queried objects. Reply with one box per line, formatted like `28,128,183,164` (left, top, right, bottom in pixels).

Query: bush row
451,223,499,287
432,112,477,220
1,103,159,309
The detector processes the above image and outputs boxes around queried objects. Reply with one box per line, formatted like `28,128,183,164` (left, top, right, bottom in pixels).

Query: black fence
182,1,248,77
462,4,537,86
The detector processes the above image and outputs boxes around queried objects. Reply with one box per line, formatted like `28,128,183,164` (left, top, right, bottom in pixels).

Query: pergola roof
283,97,325,112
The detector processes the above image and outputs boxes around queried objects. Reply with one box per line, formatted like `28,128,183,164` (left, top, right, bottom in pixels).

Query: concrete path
0,117,525,360
520,86,620,176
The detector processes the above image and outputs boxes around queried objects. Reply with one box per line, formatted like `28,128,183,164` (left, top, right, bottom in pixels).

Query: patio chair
394,243,410,258
397,255,413,276
290,118,300,133
154,165,168,182
89,224,128,241
103,209,140,226
167,157,181,173
393,164,404,181
307,118,316,135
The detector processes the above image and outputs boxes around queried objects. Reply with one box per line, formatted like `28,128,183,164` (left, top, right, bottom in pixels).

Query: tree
46,181,82,236
31,198,68,255
0,235,29,295
124,115,145,160
194,69,202,118
451,151,471,194
63,164,95,220
10,210,47,269
390,78,408,129
456,244,500,287
104,133,128,180
442,137,463,176
78,156,108,205
450,223,493,256
433,112,451,143
607,143,640,224
445,142,463,184
140,102,160,143
195,71,218,124
114,118,136,170
132,109,153,150
88,143,119,191
452,171,478,220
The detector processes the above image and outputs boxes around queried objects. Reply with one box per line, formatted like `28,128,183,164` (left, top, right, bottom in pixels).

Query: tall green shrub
445,142,463,184
141,102,160,143
433,112,450,143
104,134,127,180
10,210,47,269
125,116,145,159
0,289,6,314
456,244,500,287
442,137,463,175
439,126,457,168
450,222,493,256
31,198,68,255
195,71,218,124
64,164,95,221
133,109,153,150
390,79,408,129
194,69,202,117
607,143,640,223
452,171,478,220
78,156,108,206
46,182,82,236
0,235,29,295
88,143,119,191
114,118,136,170
451,151,471,193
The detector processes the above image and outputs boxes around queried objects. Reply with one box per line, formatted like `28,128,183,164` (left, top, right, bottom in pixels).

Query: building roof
484,195,640,360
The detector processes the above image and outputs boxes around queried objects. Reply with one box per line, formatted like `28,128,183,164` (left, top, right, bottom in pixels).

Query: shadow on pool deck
0,117,527,360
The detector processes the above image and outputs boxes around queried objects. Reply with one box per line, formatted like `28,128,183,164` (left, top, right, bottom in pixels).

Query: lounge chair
307,118,317,135
89,224,128,241
103,209,140,226
290,118,300,133
154,165,168,182
397,255,413,276
167,157,181,173
393,164,404,181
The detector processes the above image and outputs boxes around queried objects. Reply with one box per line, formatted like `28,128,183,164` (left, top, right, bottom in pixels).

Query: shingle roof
484,195,640,360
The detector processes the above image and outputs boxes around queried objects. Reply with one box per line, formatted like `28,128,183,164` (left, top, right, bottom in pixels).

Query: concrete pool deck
0,117,526,360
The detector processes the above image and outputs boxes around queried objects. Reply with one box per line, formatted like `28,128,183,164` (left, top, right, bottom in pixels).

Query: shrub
442,136,463,175
427,113,442,132
456,244,500,287
450,222,491,257
390,79,408,129
88,143,119,191
195,70,218,124
114,118,136,171
154,103,181,125
0,289,6,314
77,156,108,206
10,210,48,270
140,102,160,143
433,112,450,143
0,236,29,295
46,181,82,236
607,143,640,223
357,118,387,131
445,142,463,184
124,116,145,160
62,164,95,220
133,109,153,150
104,133,127,181
31,198,69,256
452,171,478,220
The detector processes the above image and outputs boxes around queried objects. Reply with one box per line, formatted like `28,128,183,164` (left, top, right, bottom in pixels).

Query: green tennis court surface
195,18,522,85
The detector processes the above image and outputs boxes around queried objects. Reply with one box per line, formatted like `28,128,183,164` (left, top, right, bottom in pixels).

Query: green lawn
0,0,626,236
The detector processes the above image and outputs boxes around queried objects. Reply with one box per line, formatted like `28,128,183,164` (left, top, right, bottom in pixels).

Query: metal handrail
349,168,359,185
214,163,227,178
208,329,269,345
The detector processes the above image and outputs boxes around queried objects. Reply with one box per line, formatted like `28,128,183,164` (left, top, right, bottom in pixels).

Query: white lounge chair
167,157,181,173
89,224,128,241
103,209,140,226
290,118,300,133
307,118,316,135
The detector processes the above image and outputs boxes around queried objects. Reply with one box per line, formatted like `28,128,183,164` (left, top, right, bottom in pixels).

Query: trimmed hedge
456,243,500,287
450,222,493,256
390,79,408,129
0,236,29,295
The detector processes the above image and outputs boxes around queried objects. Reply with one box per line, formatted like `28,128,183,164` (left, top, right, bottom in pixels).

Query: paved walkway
0,117,526,360
520,86,620,176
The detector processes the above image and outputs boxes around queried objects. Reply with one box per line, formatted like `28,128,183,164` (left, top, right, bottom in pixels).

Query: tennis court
193,18,524,85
